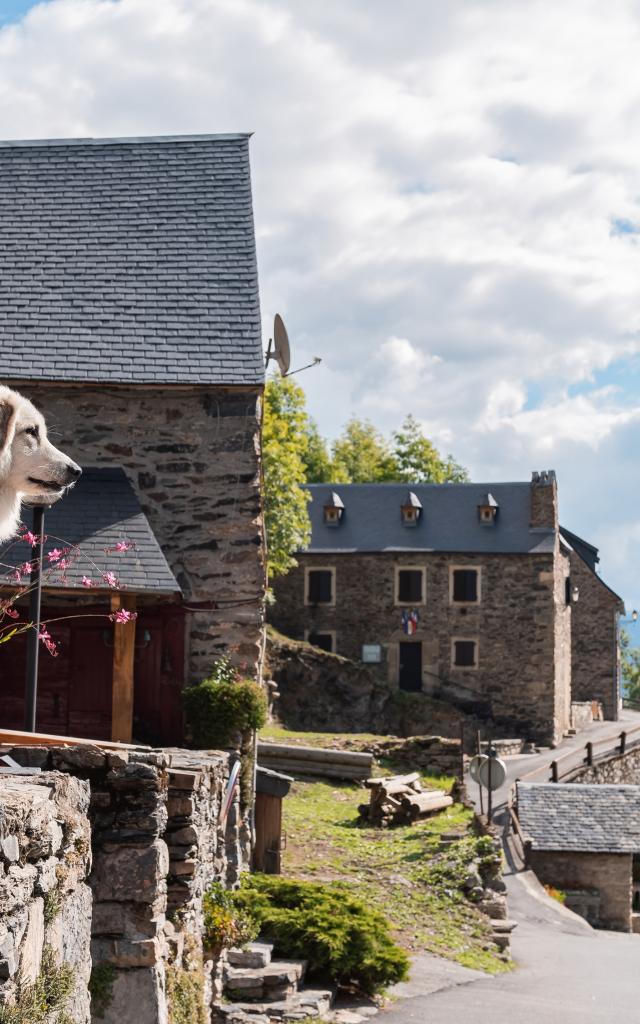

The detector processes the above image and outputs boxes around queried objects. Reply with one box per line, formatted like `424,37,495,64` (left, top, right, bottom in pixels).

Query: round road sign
469,754,488,783
477,756,507,791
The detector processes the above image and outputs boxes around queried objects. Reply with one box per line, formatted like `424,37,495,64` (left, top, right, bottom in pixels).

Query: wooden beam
110,593,137,743
0,728,149,751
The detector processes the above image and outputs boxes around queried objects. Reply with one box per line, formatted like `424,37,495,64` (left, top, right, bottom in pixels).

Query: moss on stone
0,945,75,1024
88,962,116,1019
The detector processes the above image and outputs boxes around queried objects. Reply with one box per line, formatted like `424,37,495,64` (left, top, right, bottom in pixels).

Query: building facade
271,472,622,745
0,134,265,743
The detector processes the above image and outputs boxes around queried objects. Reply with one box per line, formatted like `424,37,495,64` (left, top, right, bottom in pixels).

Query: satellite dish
267,314,290,375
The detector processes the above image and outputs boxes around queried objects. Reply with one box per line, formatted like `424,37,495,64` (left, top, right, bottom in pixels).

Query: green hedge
182,658,267,749
231,875,409,995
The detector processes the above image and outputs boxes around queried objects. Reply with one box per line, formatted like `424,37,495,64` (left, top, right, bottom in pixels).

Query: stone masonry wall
3,743,244,1024
527,849,632,931
0,771,92,1023
569,743,640,785
271,549,571,744
17,382,265,681
569,550,622,720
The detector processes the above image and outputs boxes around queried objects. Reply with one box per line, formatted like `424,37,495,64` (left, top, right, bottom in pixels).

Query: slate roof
517,783,640,853
0,467,180,594
0,134,263,385
303,483,556,554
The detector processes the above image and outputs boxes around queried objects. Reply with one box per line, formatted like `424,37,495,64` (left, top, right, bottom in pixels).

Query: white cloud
3,0,640,602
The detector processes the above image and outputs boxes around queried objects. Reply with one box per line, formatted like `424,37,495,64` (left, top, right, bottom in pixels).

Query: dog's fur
0,384,81,542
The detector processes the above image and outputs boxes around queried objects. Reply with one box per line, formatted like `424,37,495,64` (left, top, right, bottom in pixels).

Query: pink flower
102,571,118,587
23,531,39,546
109,609,138,624
57,559,69,571
46,548,62,564
115,541,132,552
4,608,19,620
38,627,58,657
81,576,93,588
9,569,21,582
20,562,33,576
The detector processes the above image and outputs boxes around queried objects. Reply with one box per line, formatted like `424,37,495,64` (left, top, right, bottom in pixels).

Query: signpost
470,745,506,823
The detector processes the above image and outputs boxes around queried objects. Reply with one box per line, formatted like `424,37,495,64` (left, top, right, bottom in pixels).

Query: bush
183,658,268,749
203,882,259,955
231,875,409,995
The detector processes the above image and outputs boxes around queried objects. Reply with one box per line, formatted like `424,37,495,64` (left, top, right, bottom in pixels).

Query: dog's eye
24,426,39,440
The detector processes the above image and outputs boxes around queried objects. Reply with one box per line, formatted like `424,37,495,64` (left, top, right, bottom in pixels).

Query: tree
262,376,312,578
331,419,397,483
301,420,335,484
620,628,640,702
391,415,469,483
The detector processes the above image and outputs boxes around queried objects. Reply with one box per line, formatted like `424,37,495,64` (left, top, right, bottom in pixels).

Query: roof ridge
0,133,252,148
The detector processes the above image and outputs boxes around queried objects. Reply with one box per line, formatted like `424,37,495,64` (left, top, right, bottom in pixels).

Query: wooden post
620,731,627,755
110,593,137,743
586,741,593,767
551,760,559,782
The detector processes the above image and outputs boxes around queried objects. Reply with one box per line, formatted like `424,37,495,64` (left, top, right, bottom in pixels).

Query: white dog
0,384,81,542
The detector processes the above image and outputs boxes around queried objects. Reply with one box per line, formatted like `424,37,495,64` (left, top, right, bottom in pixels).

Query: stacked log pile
257,742,373,781
359,771,453,827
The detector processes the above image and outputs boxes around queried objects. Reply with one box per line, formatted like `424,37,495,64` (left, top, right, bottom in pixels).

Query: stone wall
17,382,265,681
271,547,571,744
527,848,632,931
569,742,640,785
0,771,92,1023
3,743,245,1024
267,629,497,744
569,550,622,720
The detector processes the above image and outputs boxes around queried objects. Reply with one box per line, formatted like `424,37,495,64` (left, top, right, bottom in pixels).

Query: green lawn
279,769,509,974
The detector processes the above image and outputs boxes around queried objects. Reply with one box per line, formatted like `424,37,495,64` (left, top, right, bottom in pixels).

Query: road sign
469,754,488,783
477,755,507,791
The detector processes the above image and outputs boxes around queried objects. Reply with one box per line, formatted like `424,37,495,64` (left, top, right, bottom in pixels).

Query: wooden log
379,781,418,798
401,793,453,818
258,742,373,768
257,759,368,780
366,771,420,789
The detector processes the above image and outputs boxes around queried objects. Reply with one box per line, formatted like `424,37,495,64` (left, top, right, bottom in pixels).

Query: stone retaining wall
569,742,640,785
0,771,92,1023
1,744,247,1024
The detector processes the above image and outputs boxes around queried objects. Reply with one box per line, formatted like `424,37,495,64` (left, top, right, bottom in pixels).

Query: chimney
530,470,558,530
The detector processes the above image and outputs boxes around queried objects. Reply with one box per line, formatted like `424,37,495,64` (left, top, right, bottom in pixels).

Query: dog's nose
66,462,82,482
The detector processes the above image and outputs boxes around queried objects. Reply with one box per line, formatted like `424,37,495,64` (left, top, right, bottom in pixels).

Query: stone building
518,782,640,932
271,472,623,745
0,134,265,744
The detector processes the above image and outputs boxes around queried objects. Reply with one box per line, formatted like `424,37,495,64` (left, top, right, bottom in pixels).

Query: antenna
265,313,322,378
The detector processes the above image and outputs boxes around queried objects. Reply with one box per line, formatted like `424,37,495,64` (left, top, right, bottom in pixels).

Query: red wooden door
133,607,185,746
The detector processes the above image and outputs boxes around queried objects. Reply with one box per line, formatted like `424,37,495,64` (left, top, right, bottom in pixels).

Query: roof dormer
478,493,498,526
401,491,422,527
323,492,345,527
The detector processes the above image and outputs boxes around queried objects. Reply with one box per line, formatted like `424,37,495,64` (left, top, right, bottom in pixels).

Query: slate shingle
0,134,263,385
2,467,180,595
304,482,556,555
517,783,640,853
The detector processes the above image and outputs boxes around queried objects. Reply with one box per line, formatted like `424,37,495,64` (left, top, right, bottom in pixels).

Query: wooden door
133,607,185,746
399,641,422,692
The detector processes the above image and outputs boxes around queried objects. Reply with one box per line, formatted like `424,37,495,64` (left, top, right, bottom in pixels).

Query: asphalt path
381,711,640,1024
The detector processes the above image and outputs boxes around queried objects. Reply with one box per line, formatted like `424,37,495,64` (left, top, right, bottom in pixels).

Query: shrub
182,658,268,749
231,875,409,995
0,946,75,1024
202,881,259,955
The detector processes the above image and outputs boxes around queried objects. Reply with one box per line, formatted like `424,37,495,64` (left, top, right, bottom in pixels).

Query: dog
0,384,82,542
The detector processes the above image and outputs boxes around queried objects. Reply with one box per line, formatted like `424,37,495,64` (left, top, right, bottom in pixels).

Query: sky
3,0,640,616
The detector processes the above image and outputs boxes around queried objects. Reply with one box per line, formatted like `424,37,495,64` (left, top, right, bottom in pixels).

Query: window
305,568,334,605
396,568,425,604
307,631,335,653
451,567,480,603
452,639,478,668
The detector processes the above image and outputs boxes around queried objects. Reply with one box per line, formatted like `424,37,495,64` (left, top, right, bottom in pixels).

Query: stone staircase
213,941,335,1024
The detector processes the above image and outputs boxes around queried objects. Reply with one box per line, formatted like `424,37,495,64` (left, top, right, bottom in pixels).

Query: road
382,711,640,1024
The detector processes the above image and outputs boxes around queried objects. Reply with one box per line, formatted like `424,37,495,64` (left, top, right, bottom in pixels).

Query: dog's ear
0,397,17,454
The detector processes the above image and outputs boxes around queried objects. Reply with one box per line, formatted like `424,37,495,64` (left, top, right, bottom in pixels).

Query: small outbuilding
517,782,640,932
253,765,293,874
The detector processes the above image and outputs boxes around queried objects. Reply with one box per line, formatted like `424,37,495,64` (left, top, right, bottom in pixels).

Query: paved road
382,712,640,1024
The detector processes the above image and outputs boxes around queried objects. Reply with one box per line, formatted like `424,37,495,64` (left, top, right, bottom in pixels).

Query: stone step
214,986,335,1023
224,961,308,1003
227,942,275,969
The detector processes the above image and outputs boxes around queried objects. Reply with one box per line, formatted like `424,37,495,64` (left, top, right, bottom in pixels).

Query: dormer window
323,492,344,527
478,493,498,526
401,491,423,527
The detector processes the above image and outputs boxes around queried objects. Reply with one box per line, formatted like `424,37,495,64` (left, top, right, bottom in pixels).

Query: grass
259,724,393,749
282,775,508,974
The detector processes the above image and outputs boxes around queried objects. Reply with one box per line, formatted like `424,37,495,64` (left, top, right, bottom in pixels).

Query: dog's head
0,384,82,503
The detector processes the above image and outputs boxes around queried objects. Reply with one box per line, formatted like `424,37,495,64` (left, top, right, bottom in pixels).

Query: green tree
391,415,469,483
301,420,335,483
620,628,640,702
262,376,312,578
331,418,397,483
